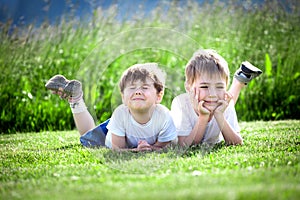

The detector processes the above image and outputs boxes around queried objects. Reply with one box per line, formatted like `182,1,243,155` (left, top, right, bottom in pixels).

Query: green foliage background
0,0,299,133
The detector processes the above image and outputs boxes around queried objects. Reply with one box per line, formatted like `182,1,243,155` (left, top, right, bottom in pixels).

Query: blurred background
0,0,270,26
0,0,299,133
0,0,159,27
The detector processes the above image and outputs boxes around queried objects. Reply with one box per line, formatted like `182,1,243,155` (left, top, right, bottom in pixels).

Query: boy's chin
204,104,218,112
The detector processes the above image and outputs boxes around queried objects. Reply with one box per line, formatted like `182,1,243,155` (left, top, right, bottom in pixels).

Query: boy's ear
184,81,190,92
156,90,164,104
121,93,126,105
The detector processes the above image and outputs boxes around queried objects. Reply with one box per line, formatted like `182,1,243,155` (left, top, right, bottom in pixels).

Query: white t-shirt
105,104,177,148
170,93,241,144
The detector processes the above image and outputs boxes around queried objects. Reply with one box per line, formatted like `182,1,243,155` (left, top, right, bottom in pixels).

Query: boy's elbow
237,135,244,145
178,139,185,147
232,134,243,145
240,138,244,145
178,137,190,147
226,137,243,146
235,138,243,145
111,145,120,151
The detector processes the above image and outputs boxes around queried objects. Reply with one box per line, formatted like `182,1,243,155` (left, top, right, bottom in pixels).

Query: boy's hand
198,100,211,115
189,87,200,114
214,92,232,115
137,140,152,151
189,87,209,114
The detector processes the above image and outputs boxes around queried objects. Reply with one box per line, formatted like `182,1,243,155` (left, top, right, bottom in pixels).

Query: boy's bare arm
178,100,210,147
111,135,150,152
111,134,127,150
111,135,170,152
151,141,171,151
214,114,243,145
135,140,171,151
178,114,209,147
214,96,243,145
178,89,211,147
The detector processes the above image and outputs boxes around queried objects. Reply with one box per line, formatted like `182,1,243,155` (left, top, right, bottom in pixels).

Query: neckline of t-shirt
130,108,157,127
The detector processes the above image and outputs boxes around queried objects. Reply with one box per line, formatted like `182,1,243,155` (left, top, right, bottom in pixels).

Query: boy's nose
208,88,217,97
135,87,142,95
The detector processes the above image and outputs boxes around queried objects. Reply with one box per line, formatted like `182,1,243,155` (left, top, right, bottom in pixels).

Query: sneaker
64,80,83,102
234,61,262,84
45,74,82,101
45,74,68,91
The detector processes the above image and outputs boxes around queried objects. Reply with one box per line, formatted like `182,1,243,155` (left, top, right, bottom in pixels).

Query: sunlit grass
0,0,299,133
1,120,299,199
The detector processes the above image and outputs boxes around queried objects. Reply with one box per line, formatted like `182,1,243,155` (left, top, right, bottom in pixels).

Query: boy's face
190,73,226,112
122,78,163,112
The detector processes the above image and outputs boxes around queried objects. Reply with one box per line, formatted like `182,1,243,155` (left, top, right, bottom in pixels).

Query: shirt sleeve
106,106,126,137
157,113,177,142
170,95,193,136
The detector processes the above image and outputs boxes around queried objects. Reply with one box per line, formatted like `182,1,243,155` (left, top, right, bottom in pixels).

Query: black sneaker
234,61,263,84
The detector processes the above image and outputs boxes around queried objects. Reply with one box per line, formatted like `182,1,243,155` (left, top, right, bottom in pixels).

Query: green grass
1,120,299,200
1,0,299,133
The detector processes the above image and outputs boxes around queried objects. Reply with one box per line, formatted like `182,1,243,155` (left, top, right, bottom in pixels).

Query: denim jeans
80,119,110,147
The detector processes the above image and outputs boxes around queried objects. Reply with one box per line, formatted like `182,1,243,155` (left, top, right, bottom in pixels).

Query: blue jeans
80,119,110,147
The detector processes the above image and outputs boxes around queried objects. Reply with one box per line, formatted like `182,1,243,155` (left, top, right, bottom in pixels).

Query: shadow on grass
20,143,82,152
51,143,82,150
181,142,226,157
86,145,187,174
87,143,227,174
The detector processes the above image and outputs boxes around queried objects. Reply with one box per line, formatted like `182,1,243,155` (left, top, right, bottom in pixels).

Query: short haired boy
170,49,262,147
45,63,177,151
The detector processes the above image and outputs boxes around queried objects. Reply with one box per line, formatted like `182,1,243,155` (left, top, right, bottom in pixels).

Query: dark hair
119,63,166,94
185,49,230,87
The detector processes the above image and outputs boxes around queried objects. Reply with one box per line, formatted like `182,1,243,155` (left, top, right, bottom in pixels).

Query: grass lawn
1,120,299,200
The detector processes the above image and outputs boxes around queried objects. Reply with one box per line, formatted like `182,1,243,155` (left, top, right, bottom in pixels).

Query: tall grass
0,0,299,133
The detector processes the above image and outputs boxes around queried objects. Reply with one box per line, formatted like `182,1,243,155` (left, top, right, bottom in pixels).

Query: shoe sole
241,61,262,75
234,61,263,84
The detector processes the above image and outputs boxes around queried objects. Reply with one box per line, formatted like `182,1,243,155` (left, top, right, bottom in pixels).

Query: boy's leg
73,110,96,136
228,78,245,104
45,75,95,135
229,61,262,104
80,119,109,147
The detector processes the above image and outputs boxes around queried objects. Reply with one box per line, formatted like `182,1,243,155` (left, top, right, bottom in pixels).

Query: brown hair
185,49,230,87
119,63,166,94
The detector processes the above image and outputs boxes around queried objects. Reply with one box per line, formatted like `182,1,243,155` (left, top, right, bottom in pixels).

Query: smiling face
191,72,226,112
119,63,165,114
122,78,163,113
184,49,230,112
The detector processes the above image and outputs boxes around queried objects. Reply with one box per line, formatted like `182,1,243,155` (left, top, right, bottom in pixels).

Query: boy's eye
199,86,208,88
217,86,224,89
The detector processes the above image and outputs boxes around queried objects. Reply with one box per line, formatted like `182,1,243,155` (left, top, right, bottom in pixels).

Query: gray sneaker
64,80,82,100
45,74,68,91
45,74,82,101
234,61,262,84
